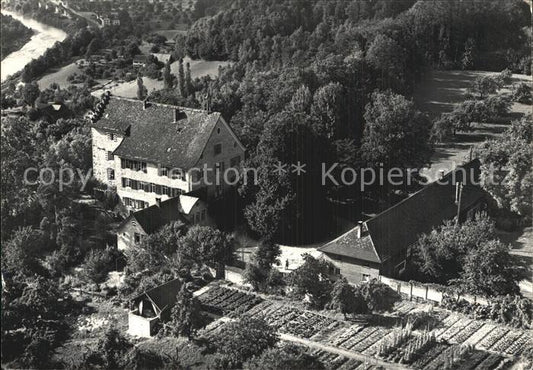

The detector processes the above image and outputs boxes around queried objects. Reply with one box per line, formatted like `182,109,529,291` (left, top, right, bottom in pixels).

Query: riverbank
1,14,34,60
1,9,68,82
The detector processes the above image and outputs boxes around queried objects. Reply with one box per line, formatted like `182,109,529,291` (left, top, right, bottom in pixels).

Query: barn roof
91,96,221,169
319,159,484,263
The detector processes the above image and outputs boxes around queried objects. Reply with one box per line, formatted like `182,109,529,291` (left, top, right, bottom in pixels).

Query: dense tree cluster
411,213,523,296
4,0,88,33
477,115,533,217
146,0,529,243
211,316,279,368
0,14,33,59
2,276,79,368
287,254,400,312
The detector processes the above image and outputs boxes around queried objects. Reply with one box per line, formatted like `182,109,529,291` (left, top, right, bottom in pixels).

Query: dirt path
279,332,411,369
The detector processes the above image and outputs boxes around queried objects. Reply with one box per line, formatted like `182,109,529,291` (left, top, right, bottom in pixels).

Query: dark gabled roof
131,278,181,316
319,231,380,263
319,159,484,263
36,102,72,121
117,195,196,234
92,97,221,169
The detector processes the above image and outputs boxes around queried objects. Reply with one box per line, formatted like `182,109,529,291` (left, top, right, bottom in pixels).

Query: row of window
121,158,147,173
106,156,242,184
159,166,187,180
123,197,149,210
121,177,185,197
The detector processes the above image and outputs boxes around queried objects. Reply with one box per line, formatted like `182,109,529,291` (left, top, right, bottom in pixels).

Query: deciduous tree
451,239,521,296
244,344,324,370
169,285,205,339
358,279,400,312
179,225,234,277
22,82,40,108
361,90,433,169
212,317,278,368
287,254,335,309
326,277,368,317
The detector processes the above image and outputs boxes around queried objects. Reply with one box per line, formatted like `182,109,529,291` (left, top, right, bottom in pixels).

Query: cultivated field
197,285,532,369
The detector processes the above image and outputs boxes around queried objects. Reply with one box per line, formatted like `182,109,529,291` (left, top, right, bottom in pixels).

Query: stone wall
91,128,124,187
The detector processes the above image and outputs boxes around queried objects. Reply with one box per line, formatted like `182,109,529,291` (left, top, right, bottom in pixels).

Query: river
1,9,67,82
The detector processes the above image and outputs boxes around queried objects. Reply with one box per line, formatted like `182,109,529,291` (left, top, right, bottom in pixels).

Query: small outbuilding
128,278,181,337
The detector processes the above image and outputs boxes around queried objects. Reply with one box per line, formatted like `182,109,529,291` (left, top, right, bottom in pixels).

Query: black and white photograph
1,0,532,369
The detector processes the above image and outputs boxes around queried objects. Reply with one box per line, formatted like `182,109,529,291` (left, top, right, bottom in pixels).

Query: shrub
441,295,532,329
80,248,115,285
358,279,401,312
512,82,532,104
496,68,513,86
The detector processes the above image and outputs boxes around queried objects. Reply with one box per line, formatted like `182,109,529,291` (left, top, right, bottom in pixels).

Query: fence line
378,276,489,306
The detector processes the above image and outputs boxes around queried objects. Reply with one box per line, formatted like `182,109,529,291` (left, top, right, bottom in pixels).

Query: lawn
37,61,83,90
414,70,531,182
153,28,188,40
91,56,231,99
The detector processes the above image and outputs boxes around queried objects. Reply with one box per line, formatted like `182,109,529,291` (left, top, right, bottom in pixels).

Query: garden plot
475,326,509,351
491,330,531,356
378,332,438,365
324,324,365,347
309,349,350,369
338,326,381,350
436,317,472,341
337,359,364,370
199,286,526,369
462,324,497,346
250,303,342,340
447,320,484,344
198,286,262,316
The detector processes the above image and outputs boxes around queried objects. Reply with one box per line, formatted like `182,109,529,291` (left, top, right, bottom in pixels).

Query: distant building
36,101,73,122
89,94,245,212
128,278,181,337
132,55,148,68
318,160,486,284
97,12,120,26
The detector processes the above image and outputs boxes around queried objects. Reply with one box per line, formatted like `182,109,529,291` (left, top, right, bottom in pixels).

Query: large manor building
90,93,245,213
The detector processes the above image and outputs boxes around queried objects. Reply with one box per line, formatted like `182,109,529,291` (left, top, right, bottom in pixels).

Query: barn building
318,160,486,284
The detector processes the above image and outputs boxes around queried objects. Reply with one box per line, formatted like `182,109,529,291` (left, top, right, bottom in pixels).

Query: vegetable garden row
198,285,263,316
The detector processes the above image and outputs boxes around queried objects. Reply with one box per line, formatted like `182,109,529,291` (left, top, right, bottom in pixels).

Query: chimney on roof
143,99,148,110
357,220,364,238
439,170,445,180
173,108,180,123
455,181,462,205
155,198,161,207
